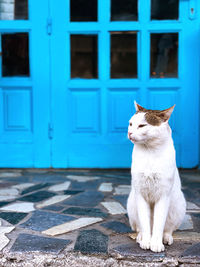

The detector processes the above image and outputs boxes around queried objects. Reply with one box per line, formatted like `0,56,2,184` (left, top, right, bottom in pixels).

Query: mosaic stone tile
63,207,108,218
181,242,200,257
63,191,104,207
0,202,35,213
101,201,126,215
0,172,21,178
12,183,35,191
0,234,10,251
0,212,28,225
74,229,108,254
6,177,32,183
101,221,131,233
98,183,113,192
191,213,200,232
0,182,17,189
31,175,67,184
63,190,84,195
178,214,193,230
42,205,64,212
0,202,12,208
69,181,101,191
111,243,165,257
0,226,15,235
19,210,75,231
48,181,71,192
114,185,131,195
36,195,70,209
42,217,103,236
0,227,15,251
66,175,100,182
18,191,56,203
113,195,128,208
173,231,200,241
21,183,51,195
187,201,200,210
0,188,19,197
0,196,16,201
10,233,71,254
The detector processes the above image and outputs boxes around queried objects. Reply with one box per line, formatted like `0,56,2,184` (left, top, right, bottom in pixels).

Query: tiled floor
0,169,199,265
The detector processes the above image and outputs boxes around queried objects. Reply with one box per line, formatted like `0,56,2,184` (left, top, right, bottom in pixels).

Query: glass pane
151,33,178,78
151,0,179,20
111,32,137,78
70,0,97,21
111,0,138,21
2,33,30,77
71,35,98,79
0,0,28,20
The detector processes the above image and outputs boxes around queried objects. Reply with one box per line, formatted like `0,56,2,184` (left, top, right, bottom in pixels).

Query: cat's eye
129,123,132,126
138,124,147,128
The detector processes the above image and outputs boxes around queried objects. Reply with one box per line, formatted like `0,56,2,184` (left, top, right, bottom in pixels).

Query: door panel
50,0,200,168
0,0,51,167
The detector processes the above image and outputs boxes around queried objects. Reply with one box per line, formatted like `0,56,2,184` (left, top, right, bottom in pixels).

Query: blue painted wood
50,0,200,168
0,0,51,167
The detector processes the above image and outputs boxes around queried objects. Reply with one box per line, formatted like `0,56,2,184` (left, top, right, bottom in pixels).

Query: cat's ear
159,105,175,122
134,101,146,112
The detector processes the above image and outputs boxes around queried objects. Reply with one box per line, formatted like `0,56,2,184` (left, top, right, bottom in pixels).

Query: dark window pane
71,35,98,79
2,33,30,77
151,33,178,78
70,0,97,21
151,0,179,20
111,0,138,21
0,0,28,20
111,32,137,78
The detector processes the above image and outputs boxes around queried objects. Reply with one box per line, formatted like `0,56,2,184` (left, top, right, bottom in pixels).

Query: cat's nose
128,132,132,138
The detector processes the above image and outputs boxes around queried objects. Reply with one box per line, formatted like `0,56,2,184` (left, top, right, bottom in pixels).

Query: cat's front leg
136,194,151,250
150,196,170,252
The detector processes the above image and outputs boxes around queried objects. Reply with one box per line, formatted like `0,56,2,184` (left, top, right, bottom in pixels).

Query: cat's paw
150,238,165,253
139,236,151,250
163,233,173,245
136,232,142,243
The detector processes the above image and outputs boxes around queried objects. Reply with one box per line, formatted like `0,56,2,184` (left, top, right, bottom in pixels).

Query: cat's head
128,101,175,145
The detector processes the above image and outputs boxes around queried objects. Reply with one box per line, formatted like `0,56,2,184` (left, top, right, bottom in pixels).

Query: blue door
0,0,199,168
0,0,51,167
50,0,200,168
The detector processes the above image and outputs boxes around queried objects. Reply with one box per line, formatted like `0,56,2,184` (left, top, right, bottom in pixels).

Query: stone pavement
0,169,199,266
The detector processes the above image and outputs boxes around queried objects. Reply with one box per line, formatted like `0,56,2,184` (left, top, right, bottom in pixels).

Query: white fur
127,107,186,252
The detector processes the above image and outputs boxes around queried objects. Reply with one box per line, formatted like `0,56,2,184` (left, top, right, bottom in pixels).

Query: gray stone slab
0,212,28,225
63,191,104,207
111,243,165,258
74,229,108,254
191,213,200,232
21,183,51,195
69,181,101,191
101,221,131,233
18,191,56,203
42,205,64,212
10,233,71,254
181,242,200,257
63,207,108,218
113,195,128,208
19,210,75,231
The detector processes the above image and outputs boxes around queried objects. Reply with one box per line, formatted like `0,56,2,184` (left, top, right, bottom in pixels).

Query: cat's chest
134,173,165,202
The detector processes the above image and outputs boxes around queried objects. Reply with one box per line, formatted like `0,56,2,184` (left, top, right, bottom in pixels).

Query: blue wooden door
0,0,51,167
50,0,200,168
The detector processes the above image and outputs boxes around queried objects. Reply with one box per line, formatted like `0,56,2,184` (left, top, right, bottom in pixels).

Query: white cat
127,101,186,253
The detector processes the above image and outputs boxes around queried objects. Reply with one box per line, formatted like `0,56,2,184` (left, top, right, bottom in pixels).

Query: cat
127,101,186,253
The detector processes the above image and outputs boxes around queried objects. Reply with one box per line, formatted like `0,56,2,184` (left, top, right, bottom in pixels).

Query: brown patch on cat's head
134,101,175,126
145,105,175,126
